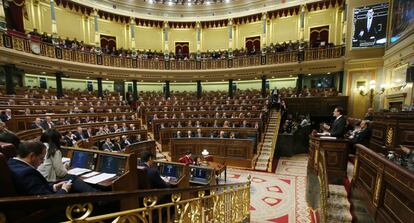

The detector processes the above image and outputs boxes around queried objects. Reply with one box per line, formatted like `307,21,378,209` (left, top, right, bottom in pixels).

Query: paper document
83,173,116,184
82,171,100,178
320,136,337,140
62,157,70,164
67,168,91,176
317,132,330,136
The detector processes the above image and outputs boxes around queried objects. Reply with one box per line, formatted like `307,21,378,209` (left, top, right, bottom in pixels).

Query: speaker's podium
308,135,350,184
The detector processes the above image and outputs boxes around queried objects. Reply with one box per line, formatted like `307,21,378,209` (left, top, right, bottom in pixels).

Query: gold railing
1,31,344,70
65,181,251,223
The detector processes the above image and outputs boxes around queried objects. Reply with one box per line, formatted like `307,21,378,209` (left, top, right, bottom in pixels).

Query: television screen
161,164,177,178
389,0,414,46
193,168,207,179
352,3,389,48
97,154,126,175
71,151,95,169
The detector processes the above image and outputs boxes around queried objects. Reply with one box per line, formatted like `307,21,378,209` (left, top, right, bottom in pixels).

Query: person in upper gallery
364,108,374,121
8,141,72,195
139,151,171,189
322,106,347,138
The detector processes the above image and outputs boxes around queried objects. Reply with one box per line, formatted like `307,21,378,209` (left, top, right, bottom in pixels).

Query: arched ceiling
72,0,319,22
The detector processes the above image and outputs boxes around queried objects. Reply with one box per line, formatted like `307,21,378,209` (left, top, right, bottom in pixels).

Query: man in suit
102,138,115,151
7,141,72,195
30,117,43,129
195,128,203,138
74,127,85,141
354,8,386,46
0,121,20,148
140,151,171,189
120,135,132,149
0,109,12,122
323,106,347,138
42,116,55,130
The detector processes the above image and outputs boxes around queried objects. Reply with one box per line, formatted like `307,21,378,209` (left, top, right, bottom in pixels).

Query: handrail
1,30,344,71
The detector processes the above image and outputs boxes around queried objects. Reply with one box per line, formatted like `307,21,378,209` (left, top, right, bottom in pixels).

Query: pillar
197,80,202,99
0,0,6,30
261,12,267,52
3,64,15,95
165,81,170,99
132,80,138,101
130,17,136,54
97,77,103,98
50,0,57,36
342,3,348,44
296,74,304,95
163,21,169,57
299,5,305,42
196,21,201,58
261,76,267,98
338,71,344,93
228,18,233,58
228,79,233,98
93,10,100,49
55,71,63,98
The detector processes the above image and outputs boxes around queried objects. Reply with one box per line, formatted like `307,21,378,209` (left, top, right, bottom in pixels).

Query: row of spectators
26,29,336,60
156,120,260,129
152,112,263,120
174,129,243,139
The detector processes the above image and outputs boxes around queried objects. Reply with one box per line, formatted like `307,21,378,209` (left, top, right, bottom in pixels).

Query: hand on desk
53,180,72,192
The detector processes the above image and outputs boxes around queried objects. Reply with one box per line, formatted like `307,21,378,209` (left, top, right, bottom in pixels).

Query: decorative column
228,18,233,58
55,71,63,98
261,76,267,98
163,21,169,58
0,0,6,30
93,9,100,49
97,77,103,98
132,80,138,101
196,21,201,59
165,81,170,99
3,64,15,95
261,12,267,52
296,74,304,95
130,18,136,54
197,80,202,99
50,0,57,37
299,5,305,42
342,2,347,45
228,79,233,98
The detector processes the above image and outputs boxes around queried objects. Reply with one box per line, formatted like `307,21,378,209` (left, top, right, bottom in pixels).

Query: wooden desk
63,147,138,210
207,161,227,183
160,127,259,150
124,140,156,158
77,130,148,149
170,138,254,168
353,144,414,223
308,135,349,184
154,161,190,189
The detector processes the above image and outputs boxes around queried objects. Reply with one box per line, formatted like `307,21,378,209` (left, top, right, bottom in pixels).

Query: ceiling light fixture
187,1,191,6
168,1,173,6
225,0,230,3
206,1,211,5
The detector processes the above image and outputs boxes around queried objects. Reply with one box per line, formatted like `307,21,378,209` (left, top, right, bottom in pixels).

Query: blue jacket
140,163,170,189
7,158,67,195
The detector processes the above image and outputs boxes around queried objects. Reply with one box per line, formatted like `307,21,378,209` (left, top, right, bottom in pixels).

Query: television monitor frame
70,150,96,170
351,3,389,49
96,154,127,176
189,165,213,184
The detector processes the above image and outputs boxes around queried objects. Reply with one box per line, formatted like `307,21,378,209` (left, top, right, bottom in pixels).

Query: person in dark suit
139,151,171,189
102,138,115,152
30,117,43,129
0,121,20,148
73,127,85,141
0,109,12,122
120,135,132,149
42,116,55,130
353,8,386,46
323,106,347,138
350,120,371,146
7,141,72,195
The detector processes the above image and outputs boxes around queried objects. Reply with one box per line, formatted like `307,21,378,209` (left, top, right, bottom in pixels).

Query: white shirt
367,17,372,32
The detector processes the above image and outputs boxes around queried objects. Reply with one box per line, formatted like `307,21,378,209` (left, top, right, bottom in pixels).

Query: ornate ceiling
71,0,319,22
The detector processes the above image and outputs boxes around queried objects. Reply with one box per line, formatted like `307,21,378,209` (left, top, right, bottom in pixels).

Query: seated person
139,151,171,189
0,121,20,148
321,106,347,137
8,141,72,195
349,120,371,147
178,151,194,165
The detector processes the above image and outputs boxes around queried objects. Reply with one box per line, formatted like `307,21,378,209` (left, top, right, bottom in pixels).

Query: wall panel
135,26,163,51
201,27,228,51
168,29,197,53
271,15,299,43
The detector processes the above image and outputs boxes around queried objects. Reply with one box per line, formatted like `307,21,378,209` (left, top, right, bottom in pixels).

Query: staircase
253,110,280,172
140,118,167,161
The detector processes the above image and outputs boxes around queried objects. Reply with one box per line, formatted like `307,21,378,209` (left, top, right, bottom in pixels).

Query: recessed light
225,0,230,2
327,72,331,74
105,78,109,80
289,75,292,77
187,2,191,6
238,78,241,80
86,77,90,79
174,80,176,82
41,72,46,74
168,1,173,6
272,76,275,78
148,0,153,3
254,77,257,79
206,1,210,5
308,74,311,76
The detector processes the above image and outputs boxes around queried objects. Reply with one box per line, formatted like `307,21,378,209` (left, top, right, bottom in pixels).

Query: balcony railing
1,31,344,70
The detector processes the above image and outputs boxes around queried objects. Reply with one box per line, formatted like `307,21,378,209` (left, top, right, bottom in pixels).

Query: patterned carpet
223,154,312,223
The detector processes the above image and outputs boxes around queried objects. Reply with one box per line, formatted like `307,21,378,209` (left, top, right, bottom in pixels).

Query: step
328,185,348,197
327,195,351,209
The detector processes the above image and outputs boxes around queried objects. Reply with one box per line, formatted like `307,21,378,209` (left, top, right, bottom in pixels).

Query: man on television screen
353,7,387,47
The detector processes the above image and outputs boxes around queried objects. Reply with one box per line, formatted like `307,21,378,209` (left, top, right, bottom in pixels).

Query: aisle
224,154,313,223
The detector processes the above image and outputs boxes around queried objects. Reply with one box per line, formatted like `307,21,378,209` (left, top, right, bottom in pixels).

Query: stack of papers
62,157,70,164
67,168,91,176
83,173,116,184
320,136,337,140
